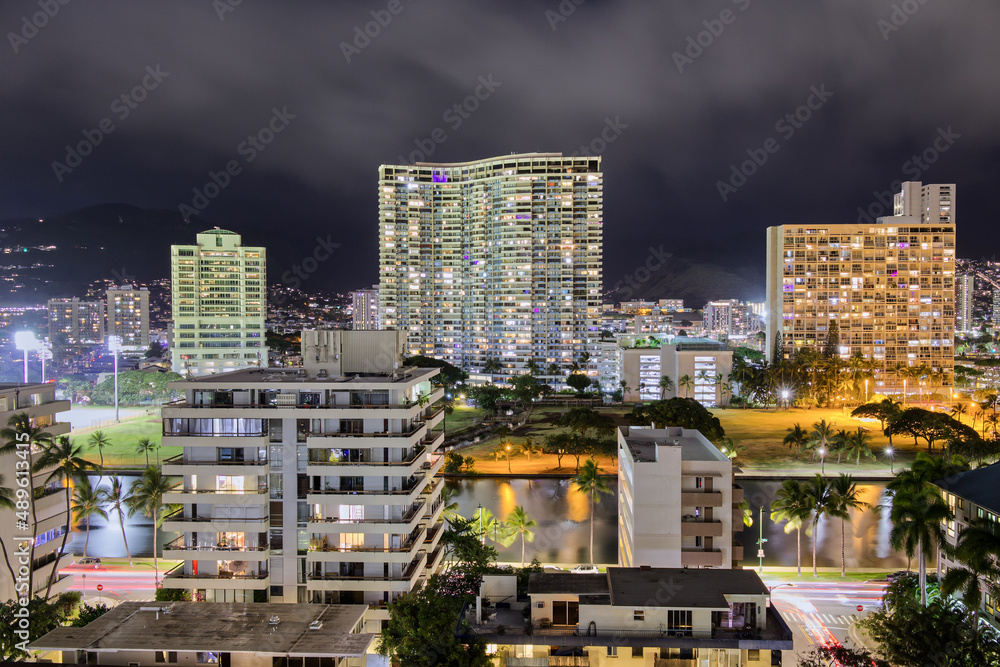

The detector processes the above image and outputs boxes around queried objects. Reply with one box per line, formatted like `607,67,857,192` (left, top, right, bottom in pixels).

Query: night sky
2,0,999,300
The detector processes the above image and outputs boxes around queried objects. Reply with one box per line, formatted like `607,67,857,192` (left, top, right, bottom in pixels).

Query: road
62,562,160,605
765,576,887,659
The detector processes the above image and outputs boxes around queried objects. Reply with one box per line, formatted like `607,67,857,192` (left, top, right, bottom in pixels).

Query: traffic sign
856,605,863,612
97,584,104,591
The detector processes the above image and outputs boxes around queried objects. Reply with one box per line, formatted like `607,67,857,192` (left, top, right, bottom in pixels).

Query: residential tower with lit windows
106,285,150,350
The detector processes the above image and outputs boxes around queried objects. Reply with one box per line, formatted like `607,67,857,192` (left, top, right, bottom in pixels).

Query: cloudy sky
2,0,998,298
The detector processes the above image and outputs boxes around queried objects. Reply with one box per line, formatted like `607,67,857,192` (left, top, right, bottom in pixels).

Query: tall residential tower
170,229,268,377
106,285,150,350
378,153,603,384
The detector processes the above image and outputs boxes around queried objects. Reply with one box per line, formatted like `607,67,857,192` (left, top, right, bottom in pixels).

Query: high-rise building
765,183,956,395
956,273,975,332
894,181,955,223
993,289,1000,327
378,153,603,384
351,286,380,331
106,285,150,350
702,299,760,338
0,383,72,602
46,298,104,345
160,330,445,618
170,229,268,377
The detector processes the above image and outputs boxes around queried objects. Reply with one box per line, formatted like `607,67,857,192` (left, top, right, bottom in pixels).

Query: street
62,562,160,605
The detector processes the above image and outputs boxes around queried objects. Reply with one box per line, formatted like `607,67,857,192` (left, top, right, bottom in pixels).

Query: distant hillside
606,255,764,306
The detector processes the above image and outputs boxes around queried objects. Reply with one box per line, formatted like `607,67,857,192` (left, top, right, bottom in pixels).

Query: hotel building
351,286,380,331
170,229,268,377
378,153,603,384
106,285,150,350
0,383,72,602
765,182,956,394
160,330,445,617
46,297,104,345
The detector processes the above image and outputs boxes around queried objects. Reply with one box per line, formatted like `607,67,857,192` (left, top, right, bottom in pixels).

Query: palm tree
124,466,179,586
940,521,1000,632
0,474,18,586
828,475,872,577
678,374,694,399
72,478,108,559
505,505,538,566
135,437,158,467
806,419,836,463
888,485,952,606
34,435,99,597
574,458,612,565
658,374,675,400
525,358,542,376
1,412,55,595
483,357,501,385
783,424,809,459
88,431,112,479
440,485,461,523
618,379,631,403
517,438,542,461
546,362,562,378
841,428,874,465
99,477,134,566
771,480,812,576
805,475,835,577
951,402,969,424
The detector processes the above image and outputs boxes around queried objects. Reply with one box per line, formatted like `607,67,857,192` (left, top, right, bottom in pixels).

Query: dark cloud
1,0,998,301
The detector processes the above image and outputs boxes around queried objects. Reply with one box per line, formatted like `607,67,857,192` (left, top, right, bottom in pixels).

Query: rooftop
934,463,1000,516
528,573,609,596
169,365,437,386
620,426,729,463
29,602,373,657
607,567,769,609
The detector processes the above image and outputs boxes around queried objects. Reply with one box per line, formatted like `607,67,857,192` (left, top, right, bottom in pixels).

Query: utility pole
756,505,768,573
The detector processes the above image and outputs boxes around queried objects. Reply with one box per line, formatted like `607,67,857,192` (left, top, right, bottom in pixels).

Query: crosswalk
781,611,857,628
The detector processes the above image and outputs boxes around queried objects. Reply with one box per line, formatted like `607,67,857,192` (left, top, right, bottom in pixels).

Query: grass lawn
71,413,179,467
436,405,487,434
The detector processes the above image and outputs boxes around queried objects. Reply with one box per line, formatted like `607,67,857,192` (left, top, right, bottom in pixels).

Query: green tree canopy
91,370,183,405
628,398,725,442
403,356,469,388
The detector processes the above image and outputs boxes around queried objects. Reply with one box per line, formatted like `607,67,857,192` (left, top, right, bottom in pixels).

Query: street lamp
506,444,511,474
14,331,40,383
780,389,790,409
819,447,827,475
865,379,869,403
38,337,52,383
756,505,768,573
886,447,894,474
108,335,123,422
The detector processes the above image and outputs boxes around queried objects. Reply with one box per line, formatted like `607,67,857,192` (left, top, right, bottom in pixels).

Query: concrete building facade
378,153,603,385
617,336,732,406
106,285,150,350
170,229,268,377
351,286,380,331
47,297,105,345
956,273,975,332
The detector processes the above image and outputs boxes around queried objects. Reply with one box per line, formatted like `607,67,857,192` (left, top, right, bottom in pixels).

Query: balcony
305,554,426,592
680,491,724,508
161,433,268,449
307,531,425,564
162,489,268,506
305,422,427,449
161,565,269,590
680,520,723,538
731,484,744,505
162,455,268,476
308,502,426,534
162,537,269,562
680,549,725,567
160,511,268,533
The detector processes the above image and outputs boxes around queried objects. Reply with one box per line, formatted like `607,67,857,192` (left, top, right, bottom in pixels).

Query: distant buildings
169,229,268,377
351,285,380,331
617,336,732,406
106,285,150,350
617,426,743,569
378,153,603,384
765,181,956,395
994,288,1000,328
659,298,684,311
46,297,104,345
0,383,72,602
702,299,761,338
956,273,975,332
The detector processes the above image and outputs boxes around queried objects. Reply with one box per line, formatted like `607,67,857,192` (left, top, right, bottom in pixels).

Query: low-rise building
29,601,375,666
617,336,733,406
462,568,791,666
618,426,743,569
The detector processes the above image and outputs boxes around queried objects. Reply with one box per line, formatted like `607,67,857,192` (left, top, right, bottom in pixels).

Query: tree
829,474,872,577
564,434,593,472
805,475,835,577
618,379,631,403
99,477,134,566
71,602,112,627
517,437,542,461
543,432,573,469
0,592,80,661
72,477,108,558
658,374,675,400
504,505,538,566
797,645,890,667
566,372,591,394
33,435,99,597
144,340,166,358
87,430,111,478
823,319,840,358
841,428,875,465
678,374,694,398
482,357,501,385
888,484,952,606
490,440,516,473
556,407,614,440
771,329,784,363
574,459,612,565
940,521,1000,632
889,408,977,452
0,474,17,586
851,398,902,433
783,423,809,459
404,356,469,388
90,370,183,405
805,419,836,463
628,398,725,442
124,466,179,586
467,384,504,415
135,437,158,467
771,479,812,576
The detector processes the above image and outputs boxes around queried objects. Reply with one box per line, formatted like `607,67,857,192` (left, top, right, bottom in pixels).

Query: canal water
69,476,906,570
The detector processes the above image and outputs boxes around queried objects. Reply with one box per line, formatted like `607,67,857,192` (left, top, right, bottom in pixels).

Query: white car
570,564,599,574
77,557,101,568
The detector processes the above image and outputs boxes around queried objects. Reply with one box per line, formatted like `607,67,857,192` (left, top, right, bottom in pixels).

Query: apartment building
160,330,445,621
765,182,956,394
351,286,380,331
47,297,105,345
703,300,761,338
170,229,268,377
894,180,955,223
934,463,1000,630
956,273,975,332
462,568,791,666
378,153,603,385
617,336,733,406
106,285,150,350
0,383,72,602
617,426,743,570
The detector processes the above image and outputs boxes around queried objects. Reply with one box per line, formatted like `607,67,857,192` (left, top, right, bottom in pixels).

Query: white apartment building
106,285,150,350
351,286,380,331
617,426,744,570
894,181,955,223
617,336,732,406
956,273,975,332
160,330,445,619
0,383,73,602
765,182,956,394
378,153,603,385
47,297,104,345
170,229,268,377
703,300,760,338
658,298,684,312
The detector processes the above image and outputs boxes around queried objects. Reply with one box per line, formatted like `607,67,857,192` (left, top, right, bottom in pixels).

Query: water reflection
65,475,170,559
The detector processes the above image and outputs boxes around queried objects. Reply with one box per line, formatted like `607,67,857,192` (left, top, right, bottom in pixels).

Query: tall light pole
756,505,768,573
108,335,123,422
14,331,39,383
39,337,52,383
